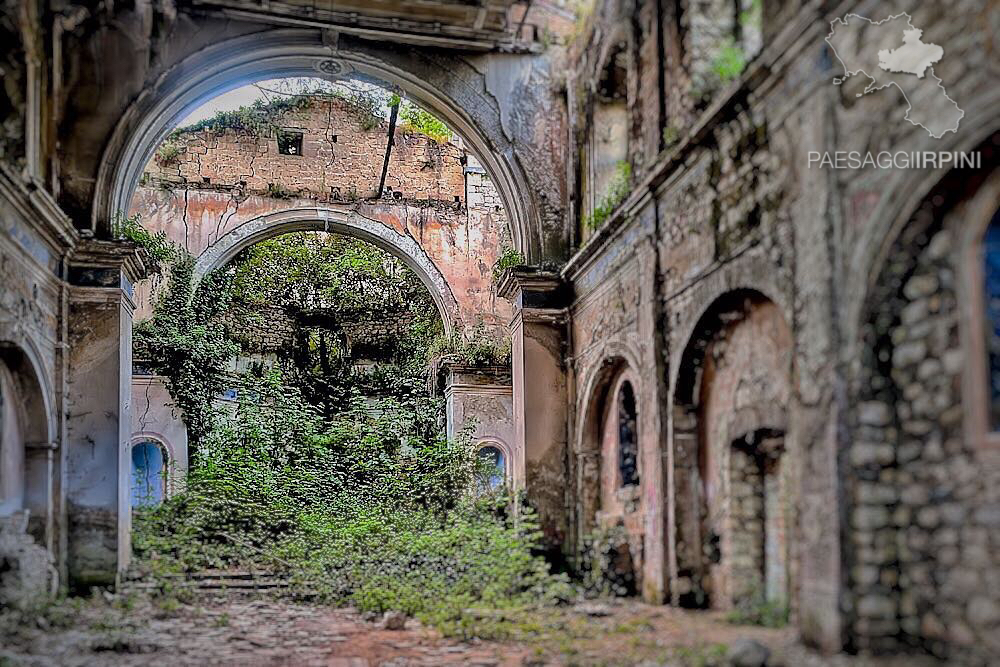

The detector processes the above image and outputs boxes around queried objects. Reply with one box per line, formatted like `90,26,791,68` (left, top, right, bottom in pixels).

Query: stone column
64,240,145,589
498,269,569,549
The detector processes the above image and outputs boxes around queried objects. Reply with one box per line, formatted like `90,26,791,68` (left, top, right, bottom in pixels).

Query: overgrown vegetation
128,223,567,636
582,160,632,231
491,247,525,282
725,587,789,628
397,98,453,142
709,40,747,86
429,324,512,368
171,82,451,145
155,140,183,166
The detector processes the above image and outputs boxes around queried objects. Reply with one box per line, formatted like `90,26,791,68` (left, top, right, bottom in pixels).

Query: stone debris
726,638,770,667
382,611,408,630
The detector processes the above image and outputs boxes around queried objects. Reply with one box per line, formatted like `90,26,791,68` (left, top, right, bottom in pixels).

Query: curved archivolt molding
0,333,55,447
193,207,459,333
475,438,511,479
95,28,539,260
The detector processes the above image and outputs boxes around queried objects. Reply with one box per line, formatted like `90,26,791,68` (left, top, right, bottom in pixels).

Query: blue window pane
984,212,1000,430
478,446,505,491
131,441,166,508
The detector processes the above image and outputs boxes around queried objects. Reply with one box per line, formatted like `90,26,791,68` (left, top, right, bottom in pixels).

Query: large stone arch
192,207,460,333
844,123,1000,353
668,288,794,611
90,29,548,262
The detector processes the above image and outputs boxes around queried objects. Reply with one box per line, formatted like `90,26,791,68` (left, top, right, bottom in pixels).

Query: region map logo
826,12,964,139
809,13,979,171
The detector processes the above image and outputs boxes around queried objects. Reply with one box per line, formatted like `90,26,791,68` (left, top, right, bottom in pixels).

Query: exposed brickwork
129,100,512,331
147,97,466,205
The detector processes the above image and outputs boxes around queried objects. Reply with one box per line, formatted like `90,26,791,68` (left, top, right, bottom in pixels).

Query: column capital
496,267,570,310
68,239,151,287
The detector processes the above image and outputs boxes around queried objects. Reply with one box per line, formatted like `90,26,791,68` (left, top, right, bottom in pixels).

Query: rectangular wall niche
277,130,304,156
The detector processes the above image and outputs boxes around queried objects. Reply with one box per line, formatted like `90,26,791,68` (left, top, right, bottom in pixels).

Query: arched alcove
575,355,643,596
476,438,510,491
92,29,543,261
670,289,793,610
129,440,168,509
0,341,55,548
193,207,459,333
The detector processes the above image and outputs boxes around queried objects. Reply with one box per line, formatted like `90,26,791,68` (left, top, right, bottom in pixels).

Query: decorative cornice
69,239,152,285
440,361,512,386
0,164,78,254
496,267,565,302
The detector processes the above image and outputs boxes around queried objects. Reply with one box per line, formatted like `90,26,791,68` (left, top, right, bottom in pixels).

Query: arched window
130,441,167,508
982,209,1000,430
477,444,506,491
618,381,639,487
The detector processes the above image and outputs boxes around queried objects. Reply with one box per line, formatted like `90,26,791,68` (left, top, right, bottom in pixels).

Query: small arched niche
0,342,54,546
129,439,169,509
475,439,509,492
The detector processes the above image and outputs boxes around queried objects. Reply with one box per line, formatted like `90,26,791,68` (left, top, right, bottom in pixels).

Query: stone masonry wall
147,97,465,204
848,170,1000,661
566,0,999,657
129,98,512,331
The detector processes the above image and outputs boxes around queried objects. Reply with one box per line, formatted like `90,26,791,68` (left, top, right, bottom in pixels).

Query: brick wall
129,97,512,331
147,96,465,204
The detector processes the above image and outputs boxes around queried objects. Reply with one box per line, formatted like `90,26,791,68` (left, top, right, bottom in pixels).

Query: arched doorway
576,357,643,596
0,342,55,549
670,290,794,611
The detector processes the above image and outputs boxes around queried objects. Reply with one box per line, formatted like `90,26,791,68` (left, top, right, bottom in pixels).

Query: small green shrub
155,141,183,165
725,587,789,628
399,101,452,142
662,125,679,148
582,160,632,231
710,40,746,86
429,325,511,367
491,247,525,282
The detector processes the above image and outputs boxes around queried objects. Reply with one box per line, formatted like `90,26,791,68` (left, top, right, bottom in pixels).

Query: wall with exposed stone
129,98,512,331
561,0,1000,661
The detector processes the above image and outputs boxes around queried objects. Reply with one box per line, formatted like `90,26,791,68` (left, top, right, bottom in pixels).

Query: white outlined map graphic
826,13,964,139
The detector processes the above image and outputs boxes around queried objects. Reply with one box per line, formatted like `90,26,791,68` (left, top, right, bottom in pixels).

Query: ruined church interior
0,0,998,665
